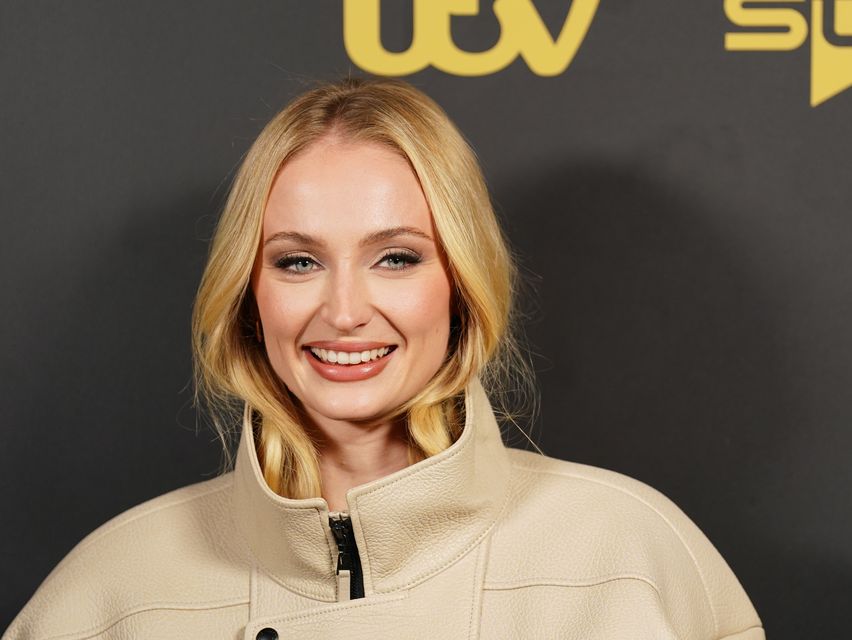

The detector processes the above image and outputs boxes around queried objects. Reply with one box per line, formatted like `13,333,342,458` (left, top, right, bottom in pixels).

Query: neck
300,407,411,512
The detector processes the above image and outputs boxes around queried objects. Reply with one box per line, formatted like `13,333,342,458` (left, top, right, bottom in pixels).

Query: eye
275,254,319,274
376,250,422,271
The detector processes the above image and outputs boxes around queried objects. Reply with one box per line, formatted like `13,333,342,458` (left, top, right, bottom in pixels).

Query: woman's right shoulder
3,473,250,640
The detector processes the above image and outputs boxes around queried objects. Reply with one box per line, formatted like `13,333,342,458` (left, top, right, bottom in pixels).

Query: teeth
309,346,392,365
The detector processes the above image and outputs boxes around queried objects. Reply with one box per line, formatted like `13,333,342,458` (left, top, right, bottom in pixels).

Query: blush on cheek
258,282,316,329
404,274,452,359
394,270,452,312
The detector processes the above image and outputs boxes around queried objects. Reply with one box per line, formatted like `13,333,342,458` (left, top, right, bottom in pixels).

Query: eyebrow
263,225,433,248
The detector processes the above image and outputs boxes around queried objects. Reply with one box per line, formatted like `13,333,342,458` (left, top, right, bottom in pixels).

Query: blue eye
275,255,317,274
273,251,421,274
378,251,421,270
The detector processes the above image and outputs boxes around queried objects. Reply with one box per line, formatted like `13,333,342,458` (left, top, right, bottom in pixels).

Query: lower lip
304,348,396,382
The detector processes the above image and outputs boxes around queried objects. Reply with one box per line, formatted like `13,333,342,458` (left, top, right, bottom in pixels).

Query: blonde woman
4,78,765,640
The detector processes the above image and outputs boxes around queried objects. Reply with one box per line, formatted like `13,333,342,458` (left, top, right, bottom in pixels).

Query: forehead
263,138,433,239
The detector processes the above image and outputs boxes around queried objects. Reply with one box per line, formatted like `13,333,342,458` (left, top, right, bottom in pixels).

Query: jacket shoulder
490,448,764,640
3,473,250,640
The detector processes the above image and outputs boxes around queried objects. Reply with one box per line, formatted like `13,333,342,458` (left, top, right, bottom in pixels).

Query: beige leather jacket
4,377,765,639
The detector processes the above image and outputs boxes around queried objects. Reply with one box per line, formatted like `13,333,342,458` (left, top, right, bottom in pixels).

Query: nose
319,265,373,333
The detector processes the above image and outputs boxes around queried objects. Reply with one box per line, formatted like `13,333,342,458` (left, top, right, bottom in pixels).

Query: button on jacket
3,377,765,639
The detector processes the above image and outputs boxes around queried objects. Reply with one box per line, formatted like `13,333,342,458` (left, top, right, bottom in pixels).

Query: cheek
255,280,315,339
385,272,452,348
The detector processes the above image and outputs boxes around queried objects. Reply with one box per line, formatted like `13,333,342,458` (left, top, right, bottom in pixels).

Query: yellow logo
343,0,600,77
725,0,852,106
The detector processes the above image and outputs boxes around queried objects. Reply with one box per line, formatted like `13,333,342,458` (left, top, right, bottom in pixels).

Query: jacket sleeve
3,477,245,640
500,454,766,640
637,483,766,640
718,628,766,640
1,528,122,640
545,455,767,640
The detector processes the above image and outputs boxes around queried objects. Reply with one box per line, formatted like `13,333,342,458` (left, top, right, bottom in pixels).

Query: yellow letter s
724,0,808,51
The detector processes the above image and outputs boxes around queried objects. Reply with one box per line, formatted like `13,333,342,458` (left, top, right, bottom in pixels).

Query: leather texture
3,377,765,639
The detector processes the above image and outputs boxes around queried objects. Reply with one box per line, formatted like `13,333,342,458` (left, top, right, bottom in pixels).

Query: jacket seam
252,592,408,626
483,575,681,640
354,418,470,500
250,564,259,619
371,454,513,593
511,461,719,637
717,624,764,639
352,380,481,501
46,479,232,579
358,388,511,592
483,572,662,594
248,552,335,602
467,540,490,639
36,597,250,640
228,492,337,602
353,394,476,582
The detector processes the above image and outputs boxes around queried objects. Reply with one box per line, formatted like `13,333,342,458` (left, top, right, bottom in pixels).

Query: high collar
230,376,512,602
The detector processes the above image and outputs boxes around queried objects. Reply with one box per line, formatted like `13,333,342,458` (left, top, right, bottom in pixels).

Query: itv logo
725,0,852,106
343,0,600,77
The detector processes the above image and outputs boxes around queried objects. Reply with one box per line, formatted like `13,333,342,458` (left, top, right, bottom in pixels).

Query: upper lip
303,340,396,351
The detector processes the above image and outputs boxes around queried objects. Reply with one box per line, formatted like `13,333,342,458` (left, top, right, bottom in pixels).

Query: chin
307,391,396,423
314,406,392,424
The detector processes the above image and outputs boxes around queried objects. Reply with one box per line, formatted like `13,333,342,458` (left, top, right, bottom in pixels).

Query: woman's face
251,137,453,426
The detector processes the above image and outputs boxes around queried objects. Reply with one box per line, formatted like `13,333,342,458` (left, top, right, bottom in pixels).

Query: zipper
328,512,365,601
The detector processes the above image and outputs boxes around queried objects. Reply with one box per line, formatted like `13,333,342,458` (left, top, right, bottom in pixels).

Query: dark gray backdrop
2,2,850,637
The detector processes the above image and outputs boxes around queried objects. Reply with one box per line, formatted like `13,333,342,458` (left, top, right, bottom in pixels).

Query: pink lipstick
303,342,397,382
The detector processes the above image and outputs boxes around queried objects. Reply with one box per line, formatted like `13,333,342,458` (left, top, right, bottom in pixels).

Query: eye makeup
272,248,423,275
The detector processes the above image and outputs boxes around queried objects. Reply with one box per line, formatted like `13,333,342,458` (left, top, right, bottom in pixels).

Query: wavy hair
192,76,536,500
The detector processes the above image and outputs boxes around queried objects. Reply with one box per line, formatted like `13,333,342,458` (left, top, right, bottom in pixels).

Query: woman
3,77,765,640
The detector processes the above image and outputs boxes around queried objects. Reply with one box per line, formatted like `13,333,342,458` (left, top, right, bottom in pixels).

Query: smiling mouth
305,345,398,365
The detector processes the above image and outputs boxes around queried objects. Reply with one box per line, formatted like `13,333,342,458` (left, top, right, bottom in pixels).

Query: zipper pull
329,513,364,601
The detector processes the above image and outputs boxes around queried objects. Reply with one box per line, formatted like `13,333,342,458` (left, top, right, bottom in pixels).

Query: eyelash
274,250,422,274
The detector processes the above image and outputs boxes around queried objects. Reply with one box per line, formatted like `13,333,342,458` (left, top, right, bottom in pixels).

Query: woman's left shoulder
500,448,749,570
489,448,765,640
505,448,708,527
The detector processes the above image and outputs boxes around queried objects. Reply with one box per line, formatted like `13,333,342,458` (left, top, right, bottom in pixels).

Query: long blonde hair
192,76,535,499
